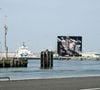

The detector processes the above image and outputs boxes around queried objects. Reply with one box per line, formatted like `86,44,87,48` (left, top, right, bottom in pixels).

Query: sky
0,0,100,53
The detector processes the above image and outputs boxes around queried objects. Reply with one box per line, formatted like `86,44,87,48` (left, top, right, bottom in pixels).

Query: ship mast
4,15,8,59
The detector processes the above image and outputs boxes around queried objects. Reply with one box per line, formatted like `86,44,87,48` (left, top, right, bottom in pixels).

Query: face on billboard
57,36,82,56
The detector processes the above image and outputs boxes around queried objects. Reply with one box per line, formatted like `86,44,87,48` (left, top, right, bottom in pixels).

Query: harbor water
0,59,100,80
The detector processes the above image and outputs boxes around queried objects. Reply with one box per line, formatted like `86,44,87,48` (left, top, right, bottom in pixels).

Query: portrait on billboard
57,36,82,56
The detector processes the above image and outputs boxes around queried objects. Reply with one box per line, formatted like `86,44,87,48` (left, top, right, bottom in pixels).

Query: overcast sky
0,0,100,53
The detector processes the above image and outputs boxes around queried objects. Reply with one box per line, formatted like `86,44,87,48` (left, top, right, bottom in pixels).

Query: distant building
82,52,100,58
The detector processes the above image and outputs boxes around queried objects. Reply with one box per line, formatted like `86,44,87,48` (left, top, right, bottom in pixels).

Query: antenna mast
4,15,8,59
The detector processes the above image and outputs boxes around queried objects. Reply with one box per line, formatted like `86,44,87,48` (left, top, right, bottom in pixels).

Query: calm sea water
0,59,100,80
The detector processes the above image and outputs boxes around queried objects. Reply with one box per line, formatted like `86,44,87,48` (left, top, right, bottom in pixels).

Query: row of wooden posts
0,58,28,67
0,50,54,68
41,49,53,69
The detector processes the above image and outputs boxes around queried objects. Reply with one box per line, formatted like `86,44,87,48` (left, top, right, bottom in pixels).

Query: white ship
15,43,36,58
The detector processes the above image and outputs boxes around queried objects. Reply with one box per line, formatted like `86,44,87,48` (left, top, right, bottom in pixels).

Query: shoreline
11,75,100,81
0,76,100,90
4,75,100,81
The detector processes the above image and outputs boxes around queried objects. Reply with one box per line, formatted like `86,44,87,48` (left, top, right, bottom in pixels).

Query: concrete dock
0,76,100,90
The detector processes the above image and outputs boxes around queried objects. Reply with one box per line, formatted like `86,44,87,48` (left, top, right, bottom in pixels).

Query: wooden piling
41,49,53,69
0,58,28,68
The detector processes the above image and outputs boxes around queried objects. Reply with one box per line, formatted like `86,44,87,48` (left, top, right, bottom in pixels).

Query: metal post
4,15,8,59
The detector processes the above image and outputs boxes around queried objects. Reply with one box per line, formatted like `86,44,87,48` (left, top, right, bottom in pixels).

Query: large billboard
57,36,82,56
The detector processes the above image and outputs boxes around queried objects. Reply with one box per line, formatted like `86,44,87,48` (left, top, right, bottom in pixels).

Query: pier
0,57,28,67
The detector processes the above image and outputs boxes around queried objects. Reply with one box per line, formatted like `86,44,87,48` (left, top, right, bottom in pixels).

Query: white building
82,52,100,58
